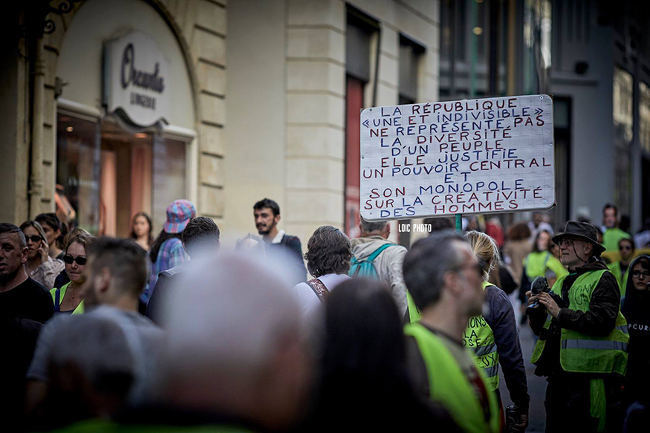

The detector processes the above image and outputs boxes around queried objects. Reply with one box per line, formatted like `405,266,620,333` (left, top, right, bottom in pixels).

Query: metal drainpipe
29,35,45,218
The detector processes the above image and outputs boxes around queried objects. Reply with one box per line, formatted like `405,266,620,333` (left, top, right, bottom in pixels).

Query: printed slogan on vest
359,95,555,220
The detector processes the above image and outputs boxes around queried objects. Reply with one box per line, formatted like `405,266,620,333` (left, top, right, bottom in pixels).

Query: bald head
158,253,312,430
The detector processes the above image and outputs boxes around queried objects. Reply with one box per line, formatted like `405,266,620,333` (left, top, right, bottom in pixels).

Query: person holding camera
527,221,628,433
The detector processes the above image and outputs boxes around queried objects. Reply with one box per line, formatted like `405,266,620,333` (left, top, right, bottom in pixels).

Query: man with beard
253,198,306,283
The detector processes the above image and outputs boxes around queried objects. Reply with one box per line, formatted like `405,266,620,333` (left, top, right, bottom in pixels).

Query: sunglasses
619,245,632,251
63,255,87,266
26,235,43,243
632,271,650,279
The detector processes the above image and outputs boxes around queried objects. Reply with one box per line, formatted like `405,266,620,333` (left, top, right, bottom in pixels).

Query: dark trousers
545,373,623,433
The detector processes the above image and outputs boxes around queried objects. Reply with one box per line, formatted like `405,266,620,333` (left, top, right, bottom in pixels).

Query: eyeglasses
26,235,43,243
63,255,87,266
632,271,650,279
557,238,575,247
619,245,632,251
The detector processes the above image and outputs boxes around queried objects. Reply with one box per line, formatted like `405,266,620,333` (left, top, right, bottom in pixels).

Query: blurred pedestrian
37,315,150,430
25,237,163,427
633,218,650,249
485,217,505,248
294,226,351,317
0,223,53,323
350,218,408,320
52,232,95,314
621,255,650,408
253,198,307,284
235,233,266,258
528,212,554,242
20,220,65,290
130,212,153,252
146,199,196,300
524,229,568,286
403,232,501,433
528,221,628,433
0,317,42,429
146,216,220,325
465,215,483,232
87,254,313,432
503,223,533,286
305,278,460,432
608,238,635,301
35,213,65,260
602,203,631,255
423,216,455,233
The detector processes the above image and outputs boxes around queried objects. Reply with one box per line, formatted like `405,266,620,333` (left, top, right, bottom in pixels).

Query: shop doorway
57,113,187,237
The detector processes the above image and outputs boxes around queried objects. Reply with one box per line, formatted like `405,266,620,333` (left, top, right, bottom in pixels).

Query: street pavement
499,323,547,433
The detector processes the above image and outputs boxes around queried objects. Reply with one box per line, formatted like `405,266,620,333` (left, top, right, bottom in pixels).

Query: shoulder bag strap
367,243,393,261
306,278,330,303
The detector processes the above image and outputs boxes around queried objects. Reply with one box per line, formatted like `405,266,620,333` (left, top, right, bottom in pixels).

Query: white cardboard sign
359,95,555,221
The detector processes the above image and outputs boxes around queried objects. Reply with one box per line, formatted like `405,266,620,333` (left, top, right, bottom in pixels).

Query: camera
525,276,564,315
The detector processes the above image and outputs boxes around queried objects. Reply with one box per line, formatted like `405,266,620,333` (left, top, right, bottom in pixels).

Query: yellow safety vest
463,282,499,391
405,323,501,433
531,270,628,375
50,282,84,315
606,261,629,302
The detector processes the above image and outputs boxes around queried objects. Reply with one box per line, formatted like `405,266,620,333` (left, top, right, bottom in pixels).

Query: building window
613,66,633,215
398,35,424,246
640,81,650,155
345,8,378,238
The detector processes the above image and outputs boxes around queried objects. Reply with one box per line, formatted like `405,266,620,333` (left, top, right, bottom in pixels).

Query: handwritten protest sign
359,94,555,221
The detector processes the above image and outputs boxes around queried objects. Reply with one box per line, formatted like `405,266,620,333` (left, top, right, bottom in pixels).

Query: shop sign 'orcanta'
359,95,555,221
104,31,171,127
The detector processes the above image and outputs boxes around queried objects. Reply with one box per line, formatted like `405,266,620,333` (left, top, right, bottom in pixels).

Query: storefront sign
360,94,555,220
104,31,171,127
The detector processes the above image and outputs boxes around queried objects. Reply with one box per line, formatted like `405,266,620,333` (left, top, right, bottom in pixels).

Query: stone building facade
2,0,440,247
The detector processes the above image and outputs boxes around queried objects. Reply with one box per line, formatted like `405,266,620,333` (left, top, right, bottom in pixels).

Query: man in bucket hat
527,221,628,433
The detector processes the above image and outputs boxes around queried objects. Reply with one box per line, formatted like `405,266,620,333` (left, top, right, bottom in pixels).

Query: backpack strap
543,252,551,268
54,288,61,313
367,243,393,261
306,278,330,303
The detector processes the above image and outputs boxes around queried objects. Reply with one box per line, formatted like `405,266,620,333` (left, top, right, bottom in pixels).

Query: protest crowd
1,198,650,433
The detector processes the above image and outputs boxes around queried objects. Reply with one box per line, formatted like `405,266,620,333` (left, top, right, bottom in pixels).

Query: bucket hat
163,199,196,234
552,220,606,255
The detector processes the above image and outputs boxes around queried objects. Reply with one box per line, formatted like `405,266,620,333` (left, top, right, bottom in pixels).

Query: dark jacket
145,264,186,326
484,285,530,413
265,233,307,284
621,255,650,403
529,256,620,377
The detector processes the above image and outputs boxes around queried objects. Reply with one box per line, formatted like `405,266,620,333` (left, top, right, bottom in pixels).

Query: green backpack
348,243,393,278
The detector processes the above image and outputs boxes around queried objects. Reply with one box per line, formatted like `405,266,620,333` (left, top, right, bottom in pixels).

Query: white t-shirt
293,273,351,317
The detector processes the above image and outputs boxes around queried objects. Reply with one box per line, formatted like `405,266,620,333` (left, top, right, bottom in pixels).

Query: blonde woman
464,230,530,432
